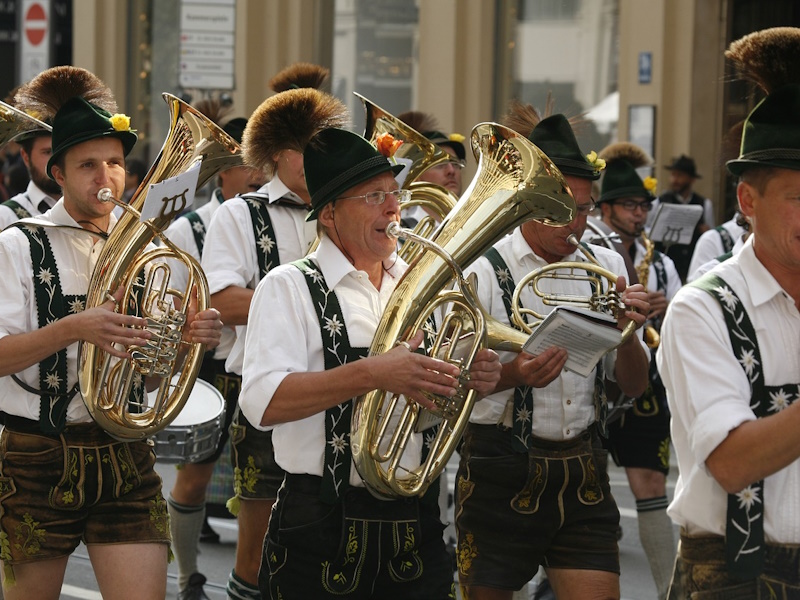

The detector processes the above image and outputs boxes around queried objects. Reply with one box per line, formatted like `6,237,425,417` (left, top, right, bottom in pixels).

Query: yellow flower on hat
643,176,657,193
109,113,131,132
449,133,465,143
585,151,606,171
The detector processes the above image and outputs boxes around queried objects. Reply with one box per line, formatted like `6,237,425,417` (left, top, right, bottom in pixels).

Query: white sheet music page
647,202,703,246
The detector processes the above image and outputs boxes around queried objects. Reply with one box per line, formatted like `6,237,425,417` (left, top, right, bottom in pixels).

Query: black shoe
178,572,210,600
199,517,220,544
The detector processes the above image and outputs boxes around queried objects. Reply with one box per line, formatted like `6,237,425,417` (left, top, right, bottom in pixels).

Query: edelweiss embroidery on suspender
692,273,800,580
1,200,31,221
13,223,84,432
242,193,281,281
294,258,368,503
183,211,206,257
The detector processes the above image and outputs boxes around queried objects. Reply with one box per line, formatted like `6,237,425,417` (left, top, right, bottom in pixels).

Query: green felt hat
304,128,403,221
599,159,654,203
528,114,600,180
47,97,137,179
727,84,800,176
222,117,248,144
422,130,466,161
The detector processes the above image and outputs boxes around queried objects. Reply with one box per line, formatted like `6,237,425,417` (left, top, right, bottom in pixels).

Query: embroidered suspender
715,225,735,254
183,211,206,257
241,193,282,281
14,224,84,432
692,273,800,580
294,258,369,503
1,200,31,221
484,247,608,451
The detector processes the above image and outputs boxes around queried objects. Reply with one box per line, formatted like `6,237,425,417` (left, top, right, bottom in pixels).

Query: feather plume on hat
242,88,349,176
191,96,234,127
501,100,544,138
725,27,800,95
269,63,330,93
598,142,652,169
397,110,439,134
14,66,116,124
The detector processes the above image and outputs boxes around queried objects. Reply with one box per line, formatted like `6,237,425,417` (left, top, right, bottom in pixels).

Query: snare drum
152,379,225,463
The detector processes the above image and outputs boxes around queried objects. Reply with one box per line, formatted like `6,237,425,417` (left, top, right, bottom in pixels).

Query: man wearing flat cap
0,69,222,599
238,127,501,599
658,26,800,597
653,154,714,282
455,107,650,600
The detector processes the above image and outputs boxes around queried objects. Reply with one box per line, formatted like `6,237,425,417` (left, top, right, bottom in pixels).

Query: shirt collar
737,235,787,308
311,235,405,290
26,180,56,209
265,176,306,207
48,199,117,234
512,226,586,264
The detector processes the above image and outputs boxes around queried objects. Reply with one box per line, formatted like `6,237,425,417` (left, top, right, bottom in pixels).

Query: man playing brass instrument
455,108,650,600
596,142,681,600
238,127,501,599
0,68,222,599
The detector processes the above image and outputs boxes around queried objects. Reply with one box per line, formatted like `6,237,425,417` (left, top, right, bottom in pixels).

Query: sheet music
647,202,703,245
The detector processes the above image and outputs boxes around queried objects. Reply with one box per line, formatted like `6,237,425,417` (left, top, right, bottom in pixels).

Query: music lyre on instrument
79,93,241,441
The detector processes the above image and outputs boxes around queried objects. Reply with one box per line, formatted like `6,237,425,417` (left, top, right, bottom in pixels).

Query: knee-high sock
637,496,675,600
168,495,205,590
227,569,261,600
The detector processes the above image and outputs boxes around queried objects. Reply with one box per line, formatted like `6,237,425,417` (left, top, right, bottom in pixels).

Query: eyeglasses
574,199,596,216
428,159,466,172
338,189,412,205
613,200,654,212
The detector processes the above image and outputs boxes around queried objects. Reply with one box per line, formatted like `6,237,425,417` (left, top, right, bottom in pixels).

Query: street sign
179,0,235,90
19,0,50,82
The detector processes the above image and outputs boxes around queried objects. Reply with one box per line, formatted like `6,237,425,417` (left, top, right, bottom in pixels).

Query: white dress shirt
686,217,747,282
0,181,58,230
657,236,800,544
465,228,647,440
633,237,682,300
202,177,316,365
238,235,420,487
0,201,116,422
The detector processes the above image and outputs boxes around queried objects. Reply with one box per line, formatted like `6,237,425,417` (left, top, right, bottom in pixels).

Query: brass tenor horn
357,93,459,262
351,122,576,498
509,233,636,345
78,93,241,441
0,100,51,147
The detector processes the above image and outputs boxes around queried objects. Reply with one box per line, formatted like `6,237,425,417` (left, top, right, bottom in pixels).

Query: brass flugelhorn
350,122,576,499
78,93,241,441
0,100,51,148
509,233,636,345
357,93,459,263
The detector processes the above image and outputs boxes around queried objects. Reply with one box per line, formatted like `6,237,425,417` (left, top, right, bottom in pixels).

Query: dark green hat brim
528,114,600,181
727,85,800,176
599,158,653,203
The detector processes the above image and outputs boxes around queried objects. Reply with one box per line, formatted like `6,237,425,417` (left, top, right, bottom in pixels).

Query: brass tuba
78,93,241,441
351,122,576,498
357,93,459,262
0,100,51,147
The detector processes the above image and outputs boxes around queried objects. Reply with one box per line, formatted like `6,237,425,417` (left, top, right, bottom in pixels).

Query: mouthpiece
97,188,115,203
385,221,402,239
567,233,580,247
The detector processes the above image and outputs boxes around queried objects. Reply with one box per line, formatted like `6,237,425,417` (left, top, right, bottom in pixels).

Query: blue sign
638,52,652,84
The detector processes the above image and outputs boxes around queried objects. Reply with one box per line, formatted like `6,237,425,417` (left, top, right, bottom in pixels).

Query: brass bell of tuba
78,93,241,441
357,93,459,263
508,234,637,345
351,122,576,499
0,100,52,147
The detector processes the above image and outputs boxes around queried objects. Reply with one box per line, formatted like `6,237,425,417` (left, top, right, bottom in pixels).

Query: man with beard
0,88,62,229
596,142,681,600
652,154,713,282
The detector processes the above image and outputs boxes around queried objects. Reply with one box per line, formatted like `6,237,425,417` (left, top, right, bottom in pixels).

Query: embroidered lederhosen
1,200,31,223
692,273,800,580
484,247,608,451
291,258,429,593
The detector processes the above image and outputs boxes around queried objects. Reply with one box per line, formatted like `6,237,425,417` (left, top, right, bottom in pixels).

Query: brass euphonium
0,100,51,147
508,234,637,345
78,93,241,441
357,93,459,263
351,122,576,498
